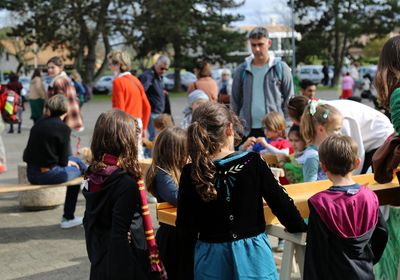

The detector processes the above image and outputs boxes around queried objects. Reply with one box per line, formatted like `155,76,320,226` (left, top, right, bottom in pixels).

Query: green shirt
250,64,268,128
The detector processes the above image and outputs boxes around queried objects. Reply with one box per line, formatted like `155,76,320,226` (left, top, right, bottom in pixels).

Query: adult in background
70,70,87,107
322,62,329,86
29,69,46,124
108,50,151,161
217,69,232,106
47,56,84,132
23,94,87,228
287,95,394,175
232,26,294,139
187,60,219,102
6,73,24,133
139,55,171,143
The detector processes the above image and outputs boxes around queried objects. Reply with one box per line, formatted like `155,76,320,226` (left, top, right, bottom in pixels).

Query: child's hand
242,137,256,151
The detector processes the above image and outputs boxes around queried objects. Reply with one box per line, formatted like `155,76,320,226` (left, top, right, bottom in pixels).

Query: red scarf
95,154,167,279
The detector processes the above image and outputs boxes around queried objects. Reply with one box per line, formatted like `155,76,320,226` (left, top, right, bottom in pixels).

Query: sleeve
341,117,364,175
155,171,178,206
138,71,152,92
231,66,243,115
370,210,388,264
176,166,198,280
390,88,400,135
109,183,138,279
138,81,151,131
258,155,307,233
281,63,295,120
303,156,319,182
111,79,124,111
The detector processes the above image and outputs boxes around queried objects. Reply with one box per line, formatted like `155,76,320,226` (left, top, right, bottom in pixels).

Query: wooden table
156,173,400,280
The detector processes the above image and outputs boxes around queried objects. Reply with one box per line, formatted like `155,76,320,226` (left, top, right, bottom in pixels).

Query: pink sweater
342,76,354,90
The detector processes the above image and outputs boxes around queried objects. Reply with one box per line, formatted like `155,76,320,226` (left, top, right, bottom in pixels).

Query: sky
0,0,290,28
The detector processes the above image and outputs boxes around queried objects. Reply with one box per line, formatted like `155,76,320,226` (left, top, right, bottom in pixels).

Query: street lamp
291,0,296,73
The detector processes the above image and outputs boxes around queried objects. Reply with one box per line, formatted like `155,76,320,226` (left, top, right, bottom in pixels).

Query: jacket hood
243,52,278,71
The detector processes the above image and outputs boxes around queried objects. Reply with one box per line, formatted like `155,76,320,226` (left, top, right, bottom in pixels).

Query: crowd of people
0,26,399,279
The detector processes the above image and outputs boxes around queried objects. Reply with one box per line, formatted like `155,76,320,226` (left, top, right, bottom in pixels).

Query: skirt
194,233,278,280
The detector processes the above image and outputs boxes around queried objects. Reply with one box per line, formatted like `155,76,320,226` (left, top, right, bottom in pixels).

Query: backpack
0,89,20,124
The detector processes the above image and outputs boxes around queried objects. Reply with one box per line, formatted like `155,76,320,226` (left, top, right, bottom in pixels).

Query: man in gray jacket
232,26,294,140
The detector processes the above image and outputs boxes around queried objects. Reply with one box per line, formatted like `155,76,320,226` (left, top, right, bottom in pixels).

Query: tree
130,0,246,90
0,0,114,84
293,0,399,85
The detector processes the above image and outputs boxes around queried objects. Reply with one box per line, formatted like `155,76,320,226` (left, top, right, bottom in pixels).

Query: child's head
288,125,306,153
90,109,141,177
262,111,286,139
146,126,188,195
153,113,174,133
300,100,342,145
188,102,243,201
375,35,400,109
188,89,209,111
47,94,68,117
300,79,317,99
287,95,309,125
319,135,359,176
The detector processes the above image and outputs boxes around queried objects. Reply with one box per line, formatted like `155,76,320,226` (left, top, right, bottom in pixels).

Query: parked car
163,76,175,91
358,65,377,79
164,71,197,91
93,75,114,95
299,65,333,85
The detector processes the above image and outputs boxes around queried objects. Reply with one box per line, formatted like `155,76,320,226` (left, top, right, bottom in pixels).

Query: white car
164,71,197,91
93,75,114,95
299,65,324,84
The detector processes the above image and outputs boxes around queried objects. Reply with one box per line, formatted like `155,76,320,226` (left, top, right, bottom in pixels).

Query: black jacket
83,169,154,280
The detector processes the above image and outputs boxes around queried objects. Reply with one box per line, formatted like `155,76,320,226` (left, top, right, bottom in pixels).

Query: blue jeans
145,113,160,158
27,156,87,220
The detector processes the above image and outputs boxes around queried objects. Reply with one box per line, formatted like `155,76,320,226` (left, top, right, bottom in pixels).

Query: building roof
239,24,294,33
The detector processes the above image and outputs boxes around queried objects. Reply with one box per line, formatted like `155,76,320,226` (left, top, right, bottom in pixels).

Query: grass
317,85,339,91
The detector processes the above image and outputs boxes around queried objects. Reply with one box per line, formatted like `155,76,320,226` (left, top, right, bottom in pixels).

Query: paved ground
0,89,372,279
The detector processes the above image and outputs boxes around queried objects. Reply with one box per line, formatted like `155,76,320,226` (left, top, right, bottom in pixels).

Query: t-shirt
250,64,268,128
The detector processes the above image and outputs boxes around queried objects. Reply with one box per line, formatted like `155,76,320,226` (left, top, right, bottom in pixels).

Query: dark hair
300,79,316,90
319,135,358,176
375,35,400,109
248,26,269,39
195,60,212,78
47,56,64,69
188,102,243,201
47,94,68,117
31,68,42,79
287,95,309,123
146,127,188,196
89,109,141,178
288,125,303,141
9,72,19,82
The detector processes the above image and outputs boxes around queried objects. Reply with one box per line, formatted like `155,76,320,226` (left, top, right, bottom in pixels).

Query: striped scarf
137,178,167,279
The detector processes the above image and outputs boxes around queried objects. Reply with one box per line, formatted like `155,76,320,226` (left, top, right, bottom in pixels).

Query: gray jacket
231,56,294,136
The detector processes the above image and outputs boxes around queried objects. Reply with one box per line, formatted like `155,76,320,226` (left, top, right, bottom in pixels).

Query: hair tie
308,99,325,116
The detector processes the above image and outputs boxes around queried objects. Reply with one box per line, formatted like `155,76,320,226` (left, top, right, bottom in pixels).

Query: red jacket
112,73,151,130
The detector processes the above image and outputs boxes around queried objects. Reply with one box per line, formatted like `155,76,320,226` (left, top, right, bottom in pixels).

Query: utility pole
291,0,296,73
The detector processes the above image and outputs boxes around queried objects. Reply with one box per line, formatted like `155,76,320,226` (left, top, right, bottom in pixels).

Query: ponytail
188,121,217,201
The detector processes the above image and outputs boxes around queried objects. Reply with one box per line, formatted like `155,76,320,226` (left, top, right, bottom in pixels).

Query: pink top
342,75,354,90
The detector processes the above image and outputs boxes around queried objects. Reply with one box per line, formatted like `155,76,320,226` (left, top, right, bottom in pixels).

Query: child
176,102,307,279
146,126,188,280
300,79,317,99
142,113,174,150
277,125,307,184
241,111,293,155
181,89,209,129
83,109,165,279
341,72,354,99
300,100,343,182
304,135,388,280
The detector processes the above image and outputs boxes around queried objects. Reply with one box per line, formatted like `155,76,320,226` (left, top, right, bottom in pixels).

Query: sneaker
60,216,83,229
146,193,157,204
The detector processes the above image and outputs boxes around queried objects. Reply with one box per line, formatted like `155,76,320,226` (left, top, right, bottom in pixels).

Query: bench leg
294,244,306,279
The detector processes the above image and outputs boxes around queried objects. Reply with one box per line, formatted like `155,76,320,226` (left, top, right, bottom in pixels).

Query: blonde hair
153,114,174,130
107,50,131,72
70,70,82,82
146,127,188,196
300,102,341,144
262,112,286,138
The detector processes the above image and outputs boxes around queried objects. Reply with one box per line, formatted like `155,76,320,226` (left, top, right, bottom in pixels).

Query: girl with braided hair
176,102,306,280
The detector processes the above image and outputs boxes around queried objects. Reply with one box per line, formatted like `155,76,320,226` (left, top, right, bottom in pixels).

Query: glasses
160,67,169,71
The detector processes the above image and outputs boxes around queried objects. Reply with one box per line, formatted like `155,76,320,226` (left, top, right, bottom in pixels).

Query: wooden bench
156,173,400,279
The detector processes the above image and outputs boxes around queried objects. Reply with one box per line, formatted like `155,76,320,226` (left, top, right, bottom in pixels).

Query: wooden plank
0,177,84,194
157,173,400,227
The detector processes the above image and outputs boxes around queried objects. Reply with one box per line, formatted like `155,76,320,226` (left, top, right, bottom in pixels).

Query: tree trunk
94,33,111,82
173,42,182,91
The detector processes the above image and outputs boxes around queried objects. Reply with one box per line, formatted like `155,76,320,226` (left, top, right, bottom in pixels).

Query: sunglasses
160,67,169,71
